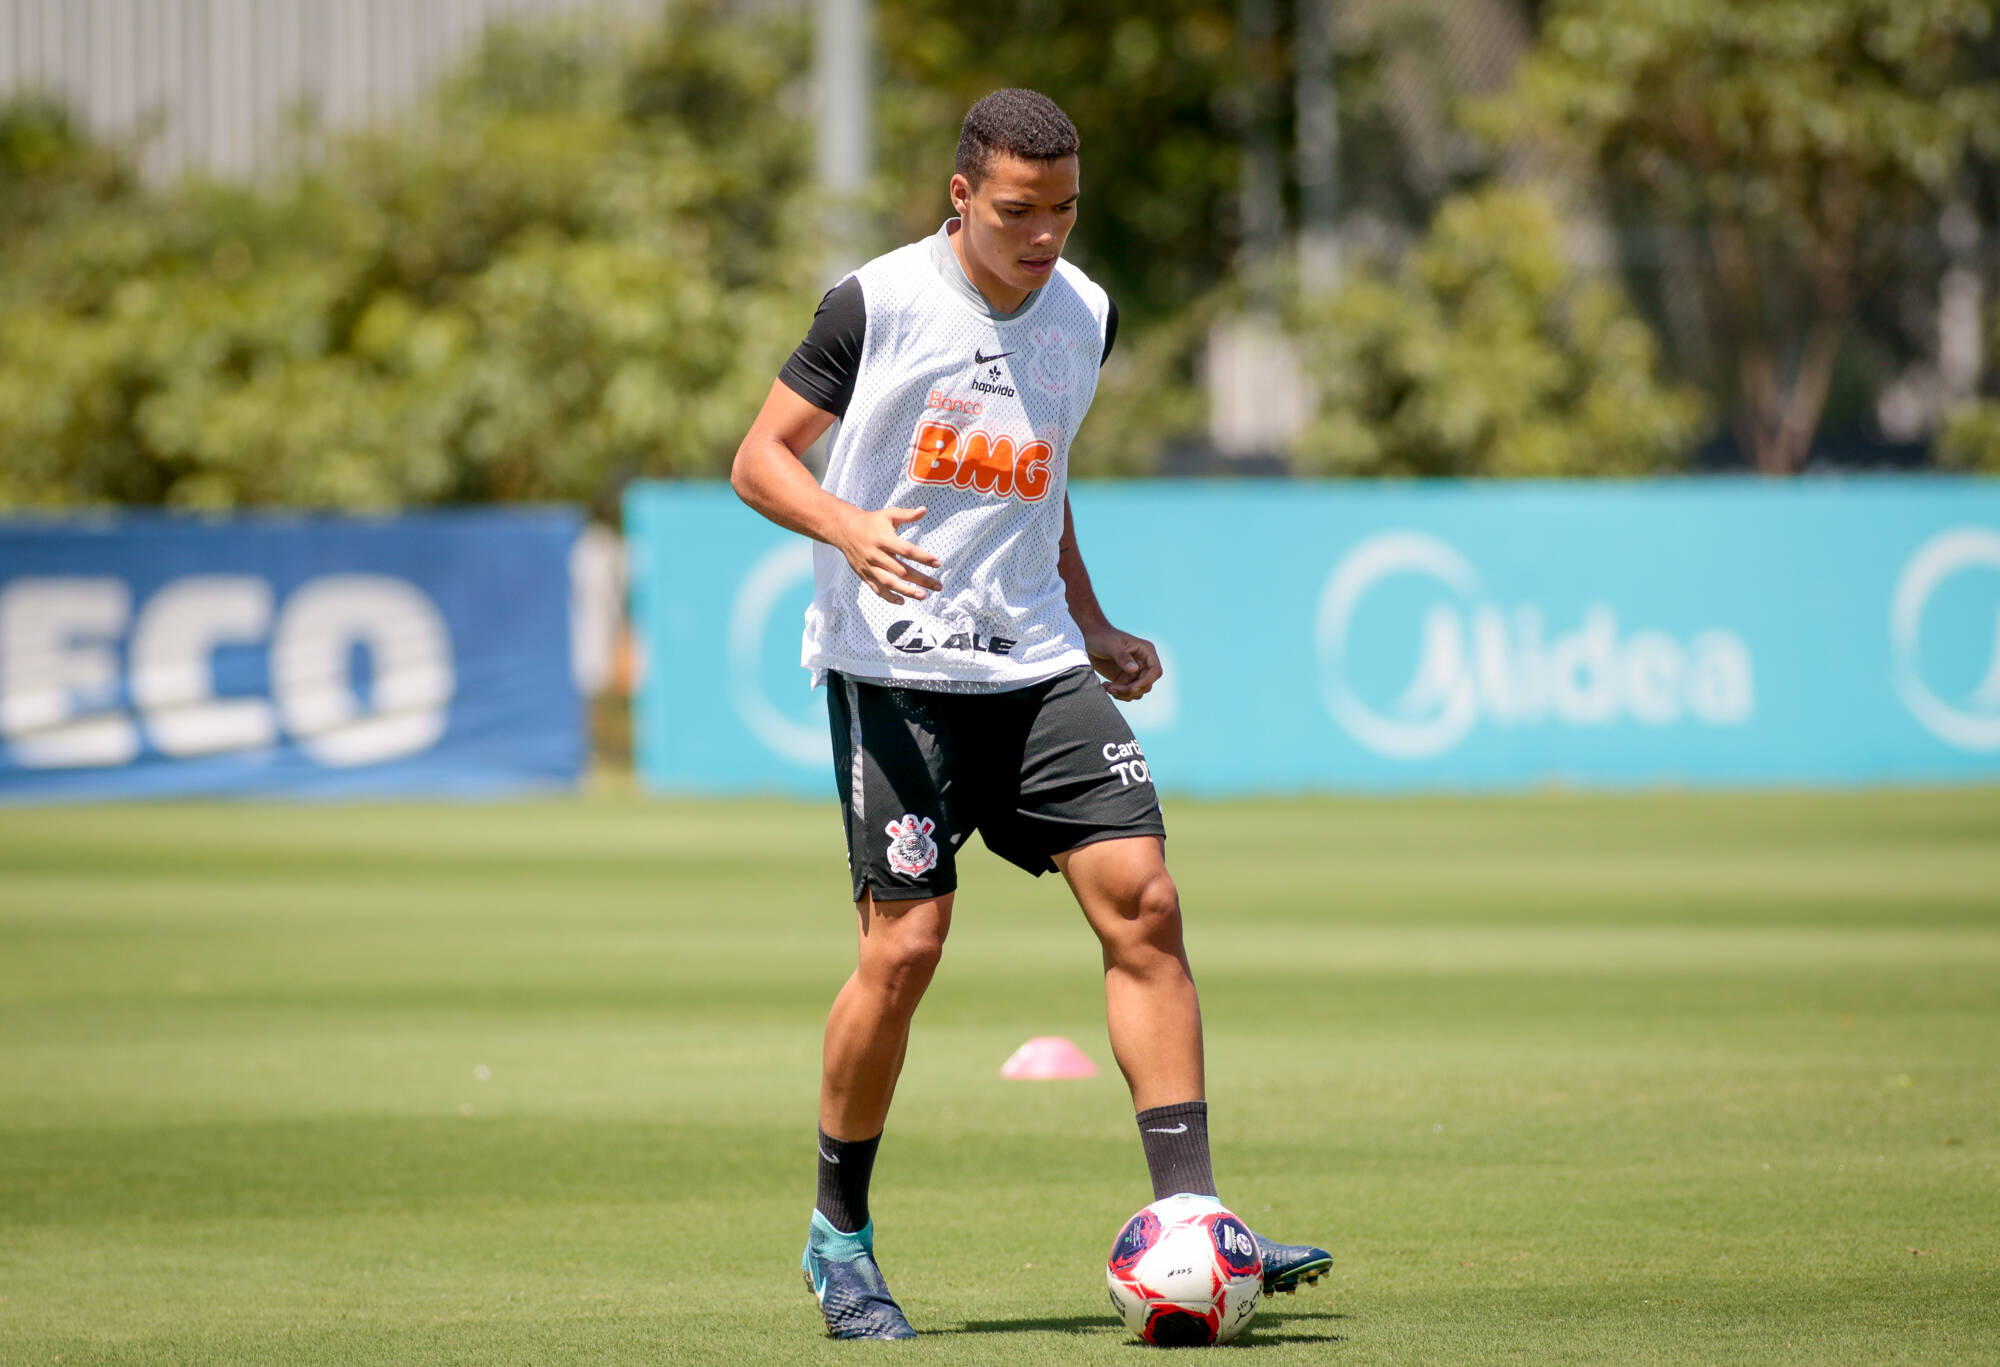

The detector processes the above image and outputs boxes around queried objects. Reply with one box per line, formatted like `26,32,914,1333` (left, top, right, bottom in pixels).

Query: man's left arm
1059,494,1164,702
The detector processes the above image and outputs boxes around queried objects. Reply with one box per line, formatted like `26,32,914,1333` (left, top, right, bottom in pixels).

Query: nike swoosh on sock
1143,1123,1189,1134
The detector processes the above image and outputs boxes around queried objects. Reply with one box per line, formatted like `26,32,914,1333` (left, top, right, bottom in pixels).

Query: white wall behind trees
0,0,655,181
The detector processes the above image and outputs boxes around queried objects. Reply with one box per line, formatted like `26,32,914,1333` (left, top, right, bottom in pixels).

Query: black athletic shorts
825,666,1167,904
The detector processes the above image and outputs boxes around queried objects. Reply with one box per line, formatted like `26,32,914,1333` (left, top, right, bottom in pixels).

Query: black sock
1136,1101,1218,1201
815,1128,881,1234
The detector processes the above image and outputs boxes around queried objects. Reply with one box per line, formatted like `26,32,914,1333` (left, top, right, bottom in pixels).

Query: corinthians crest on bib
1029,326,1074,395
884,813,940,876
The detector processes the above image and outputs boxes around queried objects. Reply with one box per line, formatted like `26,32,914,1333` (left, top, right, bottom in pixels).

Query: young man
731,88,1330,1341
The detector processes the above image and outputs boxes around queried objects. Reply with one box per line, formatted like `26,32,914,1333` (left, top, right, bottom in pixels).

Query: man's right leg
821,890,953,1148
810,673,960,1337
804,890,952,1340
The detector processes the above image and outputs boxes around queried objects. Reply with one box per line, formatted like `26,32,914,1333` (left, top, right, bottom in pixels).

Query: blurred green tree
1489,0,2000,473
1940,404,2000,470
874,2,1244,333
870,2,1251,475
873,0,1444,473
1938,299,2000,469
0,98,134,241
1290,186,1704,476
0,2,819,515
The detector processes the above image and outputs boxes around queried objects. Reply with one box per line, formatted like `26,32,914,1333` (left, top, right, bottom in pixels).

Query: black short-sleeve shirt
777,277,1121,419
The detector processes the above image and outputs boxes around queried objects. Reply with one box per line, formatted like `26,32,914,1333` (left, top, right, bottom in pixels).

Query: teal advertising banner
626,480,2000,794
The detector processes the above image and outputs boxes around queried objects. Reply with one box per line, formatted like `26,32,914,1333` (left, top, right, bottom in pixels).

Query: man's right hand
835,506,944,605
728,382,944,604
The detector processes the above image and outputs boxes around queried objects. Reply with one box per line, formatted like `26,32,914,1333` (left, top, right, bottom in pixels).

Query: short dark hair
955,89,1079,184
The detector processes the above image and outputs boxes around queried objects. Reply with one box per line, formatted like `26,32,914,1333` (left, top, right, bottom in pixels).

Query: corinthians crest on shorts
883,814,940,877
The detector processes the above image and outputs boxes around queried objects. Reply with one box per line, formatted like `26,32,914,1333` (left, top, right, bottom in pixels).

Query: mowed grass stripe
1,790,1997,1365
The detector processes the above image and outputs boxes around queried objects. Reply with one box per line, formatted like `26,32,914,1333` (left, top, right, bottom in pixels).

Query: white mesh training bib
802,238,1110,690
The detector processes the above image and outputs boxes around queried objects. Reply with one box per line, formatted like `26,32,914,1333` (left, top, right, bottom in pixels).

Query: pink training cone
1000,1035,1099,1080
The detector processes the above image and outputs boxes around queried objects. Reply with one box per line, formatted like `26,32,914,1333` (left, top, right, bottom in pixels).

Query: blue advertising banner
0,511,583,802
627,479,2000,795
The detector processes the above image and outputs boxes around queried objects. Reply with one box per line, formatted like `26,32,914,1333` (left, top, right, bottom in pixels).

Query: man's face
950,152,1080,302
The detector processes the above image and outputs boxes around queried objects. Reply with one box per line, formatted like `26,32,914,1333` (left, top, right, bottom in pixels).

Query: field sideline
2,789,1997,1365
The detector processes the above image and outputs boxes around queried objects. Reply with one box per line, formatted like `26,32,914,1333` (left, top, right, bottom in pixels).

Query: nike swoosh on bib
972,349,1015,364
1143,1123,1189,1135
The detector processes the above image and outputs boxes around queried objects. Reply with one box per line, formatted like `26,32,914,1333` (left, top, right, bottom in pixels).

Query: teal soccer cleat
800,1211,917,1340
1251,1231,1333,1295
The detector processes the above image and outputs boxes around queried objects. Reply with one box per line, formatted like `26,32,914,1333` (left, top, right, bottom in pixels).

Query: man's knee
876,930,945,991
1108,870,1186,960
858,897,949,1002
1136,869,1181,922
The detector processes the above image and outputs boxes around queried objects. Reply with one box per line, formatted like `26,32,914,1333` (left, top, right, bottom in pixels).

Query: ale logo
1315,532,1755,761
886,619,941,654
1891,528,2000,752
884,620,1017,657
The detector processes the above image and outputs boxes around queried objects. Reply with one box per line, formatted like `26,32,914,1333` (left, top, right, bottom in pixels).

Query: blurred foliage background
2,0,1999,511
1290,187,1706,477
0,4,820,516
1492,0,2000,475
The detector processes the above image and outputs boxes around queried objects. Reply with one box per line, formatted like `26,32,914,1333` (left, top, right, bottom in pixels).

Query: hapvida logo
1891,527,2000,752
968,352,1017,397
1316,532,1755,761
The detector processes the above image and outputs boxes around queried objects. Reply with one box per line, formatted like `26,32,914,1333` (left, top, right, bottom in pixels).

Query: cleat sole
1263,1257,1334,1296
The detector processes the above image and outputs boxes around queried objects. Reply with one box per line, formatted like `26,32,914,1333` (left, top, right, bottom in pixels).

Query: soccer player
731,88,1331,1340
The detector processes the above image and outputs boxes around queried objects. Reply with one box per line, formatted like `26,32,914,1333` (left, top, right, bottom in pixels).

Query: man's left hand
1084,626,1163,702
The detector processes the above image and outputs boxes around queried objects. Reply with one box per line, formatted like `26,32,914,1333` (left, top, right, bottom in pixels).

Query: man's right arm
734,277,941,604
730,381,943,606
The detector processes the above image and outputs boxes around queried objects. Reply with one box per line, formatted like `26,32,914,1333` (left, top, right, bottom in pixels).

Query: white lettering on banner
0,573,454,770
727,543,827,765
1315,532,1755,761
0,578,141,768
271,576,454,767
1891,528,2000,752
131,576,278,757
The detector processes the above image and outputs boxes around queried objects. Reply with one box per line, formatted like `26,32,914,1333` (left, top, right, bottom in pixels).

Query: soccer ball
1105,1194,1262,1346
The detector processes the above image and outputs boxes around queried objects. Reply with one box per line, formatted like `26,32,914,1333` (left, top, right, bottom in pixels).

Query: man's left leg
1052,836,1204,1110
1056,835,1332,1295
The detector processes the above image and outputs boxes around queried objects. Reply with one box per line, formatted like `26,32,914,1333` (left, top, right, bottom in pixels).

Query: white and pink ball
1105,1194,1263,1346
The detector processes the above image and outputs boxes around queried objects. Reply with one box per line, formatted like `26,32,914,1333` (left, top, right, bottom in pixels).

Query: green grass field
3,790,1998,1365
